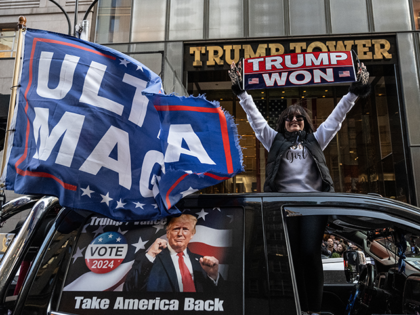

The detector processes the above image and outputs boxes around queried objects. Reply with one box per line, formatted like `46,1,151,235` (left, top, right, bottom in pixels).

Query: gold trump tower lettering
189,39,392,67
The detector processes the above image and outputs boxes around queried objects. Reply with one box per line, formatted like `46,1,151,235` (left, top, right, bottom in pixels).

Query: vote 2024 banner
243,51,356,90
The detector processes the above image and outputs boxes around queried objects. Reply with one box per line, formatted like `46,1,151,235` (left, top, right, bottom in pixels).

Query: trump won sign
243,51,356,90
3,29,243,221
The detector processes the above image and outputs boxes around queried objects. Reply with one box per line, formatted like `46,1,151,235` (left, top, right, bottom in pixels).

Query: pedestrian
331,243,348,258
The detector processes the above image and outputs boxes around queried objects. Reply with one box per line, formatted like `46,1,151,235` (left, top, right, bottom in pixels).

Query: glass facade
289,0,326,35
248,0,285,37
169,0,204,40
330,0,369,34
131,0,166,42
94,0,420,45
209,0,244,39
413,0,420,29
371,0,412,31
0,28,17,58
95,0,131,43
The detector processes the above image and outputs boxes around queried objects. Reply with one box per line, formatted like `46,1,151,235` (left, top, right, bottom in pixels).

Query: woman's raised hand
349,62,370,98
228,61,244,96
356,62,369,85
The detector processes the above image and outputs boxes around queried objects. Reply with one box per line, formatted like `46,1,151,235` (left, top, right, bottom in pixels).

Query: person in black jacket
229,60,370,314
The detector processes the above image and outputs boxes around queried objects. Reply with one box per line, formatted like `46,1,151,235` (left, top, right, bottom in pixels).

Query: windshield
376,233,420,257
375,233,420,271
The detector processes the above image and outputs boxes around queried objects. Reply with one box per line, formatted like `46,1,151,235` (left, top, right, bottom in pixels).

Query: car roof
183,192,420,224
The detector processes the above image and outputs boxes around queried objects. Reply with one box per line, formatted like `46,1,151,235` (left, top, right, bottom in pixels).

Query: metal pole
74,0,79,37
1,16,26,181
82,0,98,21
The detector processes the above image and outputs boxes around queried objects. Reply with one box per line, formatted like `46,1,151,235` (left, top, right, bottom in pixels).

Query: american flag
339,70,350,77
63,208,242,291
248,77,259,84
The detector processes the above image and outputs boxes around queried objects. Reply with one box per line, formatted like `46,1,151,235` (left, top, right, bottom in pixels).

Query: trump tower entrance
184,36,411,203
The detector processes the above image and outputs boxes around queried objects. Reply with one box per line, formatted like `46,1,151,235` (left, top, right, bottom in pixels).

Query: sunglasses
285,114,304,122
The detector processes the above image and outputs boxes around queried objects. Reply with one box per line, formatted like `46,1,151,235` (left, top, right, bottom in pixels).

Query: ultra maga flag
144,93,243,210
243,51,356,90
2,29,243,221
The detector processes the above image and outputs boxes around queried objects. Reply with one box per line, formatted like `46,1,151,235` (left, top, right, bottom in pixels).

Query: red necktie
177,252,196,292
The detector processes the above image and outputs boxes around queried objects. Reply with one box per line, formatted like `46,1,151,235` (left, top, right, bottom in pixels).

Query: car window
321,233,362,285
282,208,420,288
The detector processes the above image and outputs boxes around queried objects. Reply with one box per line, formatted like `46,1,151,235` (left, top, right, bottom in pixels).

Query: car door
278,203,420,315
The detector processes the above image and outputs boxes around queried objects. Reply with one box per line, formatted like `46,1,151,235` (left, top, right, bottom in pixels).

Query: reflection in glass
412,1,420,30
375,78,392,159
96,0,132,44
371,0,411,31
289,0,326,35
0,29,16,58
209,0,243,39
249,0,285,37
330,0,369,34
132,0,166,42
169,0,204,40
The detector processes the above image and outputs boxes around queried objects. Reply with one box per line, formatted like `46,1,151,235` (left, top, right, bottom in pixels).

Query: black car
0,192,419,315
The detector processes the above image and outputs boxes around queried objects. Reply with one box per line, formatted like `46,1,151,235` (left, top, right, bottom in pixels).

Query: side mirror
343,250,367,283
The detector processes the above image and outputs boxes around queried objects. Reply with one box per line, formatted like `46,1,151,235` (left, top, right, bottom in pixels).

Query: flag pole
0,16,26,184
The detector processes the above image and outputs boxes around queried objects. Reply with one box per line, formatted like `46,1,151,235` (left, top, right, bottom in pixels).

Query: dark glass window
0,27,17,58
413,0,420,29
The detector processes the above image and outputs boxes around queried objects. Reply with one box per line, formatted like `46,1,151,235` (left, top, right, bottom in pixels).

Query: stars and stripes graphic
63,207,243,291
339,70,351,77
248,77,259,84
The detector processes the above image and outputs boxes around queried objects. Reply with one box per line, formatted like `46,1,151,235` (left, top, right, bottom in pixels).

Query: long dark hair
275,103,315,134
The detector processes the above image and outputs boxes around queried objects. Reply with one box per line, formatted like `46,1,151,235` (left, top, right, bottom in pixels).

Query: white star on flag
152,204,158,209
71,247,85,263
227,215,234,223
108,234,113,238
180,187,199,198
100,192,113,206
120,59,129,67
118,228,128,235
132,237,148,253
153,223,165,233
196,209,208,221
116,199,126,209
92,226,105,237
136,65,143,71
80,185,94,198
98,238,103,242
133,202,145,209
213,207,221,212
117,237,121,242
82,223,89,233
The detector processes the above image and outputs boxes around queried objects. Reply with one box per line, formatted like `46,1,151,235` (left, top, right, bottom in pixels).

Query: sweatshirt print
237,92,358,192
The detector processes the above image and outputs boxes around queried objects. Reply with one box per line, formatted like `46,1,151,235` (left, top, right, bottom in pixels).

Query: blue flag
2,29,243,221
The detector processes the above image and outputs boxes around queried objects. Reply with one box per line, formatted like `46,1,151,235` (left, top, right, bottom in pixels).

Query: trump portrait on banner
123,214,223,292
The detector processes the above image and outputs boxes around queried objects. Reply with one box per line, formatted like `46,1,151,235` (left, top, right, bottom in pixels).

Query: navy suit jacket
123,248,222,293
